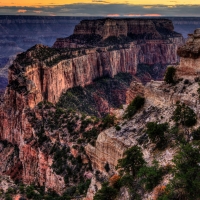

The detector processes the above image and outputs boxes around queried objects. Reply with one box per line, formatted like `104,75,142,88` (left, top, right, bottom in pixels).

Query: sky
0,0,200,16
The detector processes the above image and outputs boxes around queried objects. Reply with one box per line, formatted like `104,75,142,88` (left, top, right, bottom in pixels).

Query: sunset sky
0,0,200,16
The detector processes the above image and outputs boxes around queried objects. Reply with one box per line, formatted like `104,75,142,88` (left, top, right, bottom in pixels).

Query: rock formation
4,18,184,109
0,18,185,197
85,29,200,199
54,18,176,46
1,16,200,91
176,28,200,79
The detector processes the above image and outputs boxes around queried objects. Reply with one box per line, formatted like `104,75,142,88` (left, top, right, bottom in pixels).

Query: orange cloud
143,14,162,16
124,14,142,16
143,6,153,8
17,9,27,13
33,10,43,13
107,14,120,17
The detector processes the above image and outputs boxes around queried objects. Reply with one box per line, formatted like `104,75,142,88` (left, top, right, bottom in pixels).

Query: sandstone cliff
4,18,184,110
85,28,200,200
176,28,200,79
0,18,185,197
53,18,179,47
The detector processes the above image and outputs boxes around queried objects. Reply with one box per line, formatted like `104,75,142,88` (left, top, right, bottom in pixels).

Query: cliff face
85,28,200,200
53,18,183,48
86,29,200,171
73,18,174,39
0,18,184,196
53,18,183,85
1,16,200,91
0,16,88,89
176,28,200,79
9,39,182,108
5,18,183,109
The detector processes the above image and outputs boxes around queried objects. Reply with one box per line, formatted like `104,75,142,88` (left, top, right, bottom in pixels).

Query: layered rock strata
176,28,200,78
85,29,200,199
53,18,180,47
0,18,184,195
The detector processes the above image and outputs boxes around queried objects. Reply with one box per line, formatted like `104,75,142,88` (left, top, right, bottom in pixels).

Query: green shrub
138,160,164,191
124,96,145,119
77,180,91,195
172,102,197,127
159,144,200,200
119,174,134,188
94,182,118,200
102,114,115,129
115,125,121,131
192,127,200,140
116,146,146,176
19,185,25,194
5,194,12,200
164,66,176,84
146,122,168,147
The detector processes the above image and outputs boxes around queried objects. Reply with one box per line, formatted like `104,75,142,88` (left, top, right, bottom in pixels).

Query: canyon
0,16,92,90
0,18,199,200
7,18,184,109
0,16,200,90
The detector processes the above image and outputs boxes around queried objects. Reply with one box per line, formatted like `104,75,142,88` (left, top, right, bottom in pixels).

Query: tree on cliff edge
164,66,176,84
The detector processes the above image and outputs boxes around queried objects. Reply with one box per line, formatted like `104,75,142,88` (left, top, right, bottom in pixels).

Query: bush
172,102,197,127
5,194,12,200
192,127,200,140
102,114,115,129
138,160,164,191
124,96,145,119
77,180,91,195
116,146,146,176
164,66,176,84
159,144,200,200
94,182,118,200
146,122,168,147
115,125,121,131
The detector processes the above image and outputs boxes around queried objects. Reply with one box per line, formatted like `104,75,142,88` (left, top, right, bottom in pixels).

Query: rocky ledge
176,28,200,78
53,18,182,48
177,28,200,58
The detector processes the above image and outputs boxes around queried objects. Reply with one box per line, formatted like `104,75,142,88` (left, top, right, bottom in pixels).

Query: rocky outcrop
85,29,200,199
177,28,200,58
54,18,179,47
8,36,183,109
126,81,144,104
85,39,200,178
0,18,184,195
85,130,127,173
73,18,174,39
176,28,200,79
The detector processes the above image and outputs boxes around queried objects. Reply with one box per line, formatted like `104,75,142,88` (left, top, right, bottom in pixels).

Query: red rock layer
0,18,184,194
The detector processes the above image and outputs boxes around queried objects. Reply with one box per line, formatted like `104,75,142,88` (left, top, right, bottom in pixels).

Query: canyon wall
73,18,174,39
11,39,182,108
0,18,184,195
85,28,200,199
1,16,200,91
85,28,200,176
176,28,200,79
